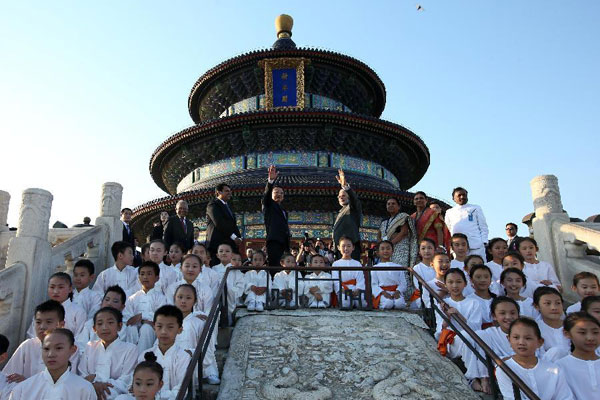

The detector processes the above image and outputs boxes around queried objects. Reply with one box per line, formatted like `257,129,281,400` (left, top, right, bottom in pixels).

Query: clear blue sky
1,1,598,239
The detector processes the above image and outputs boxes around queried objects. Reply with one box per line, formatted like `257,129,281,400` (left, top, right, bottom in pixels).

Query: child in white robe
124,261,167,354
422,253,451,308
518,237,562,291
78,308,138,399
557,312,600,400
331,237,365,309
93,241,140,297
139,305,191,399
464,297,520,394
304,255,333,308
436,268,482,361
449,233,469,269
462,255,487,297
410,238,436,308
244,251,272,312
168,242,184,272
114,353,164,400
466,264,496,329
500,268,538,318
565,271,599,314
212,243,233,281
173,284,219,385
485,238,507,282
496,318,574,400
191,243,221,296
147,240,180,296
76,285,129,351
0,334,13,399
4,301,79,386
502,253,539,298
371,240,407,309
273,253,302,307
72,259,103,319
8,329,96,400
226,253,246,314
533,286,570,360
165,254,213,315
26,272,87,339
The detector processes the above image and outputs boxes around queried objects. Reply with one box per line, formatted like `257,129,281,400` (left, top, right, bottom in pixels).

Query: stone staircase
211,309,480,400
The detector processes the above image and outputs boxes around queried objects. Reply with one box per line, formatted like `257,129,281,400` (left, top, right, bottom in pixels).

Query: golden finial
275,14,293,39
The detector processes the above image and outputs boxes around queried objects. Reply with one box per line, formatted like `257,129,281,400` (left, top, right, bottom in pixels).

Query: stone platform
218,309,479,400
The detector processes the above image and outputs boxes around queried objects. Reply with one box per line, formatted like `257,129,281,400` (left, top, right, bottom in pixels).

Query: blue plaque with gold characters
272,68,297,107
260,57,308,109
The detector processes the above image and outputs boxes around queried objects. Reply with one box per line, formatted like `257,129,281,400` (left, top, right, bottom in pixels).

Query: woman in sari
377,197,419,268
411,191,451,253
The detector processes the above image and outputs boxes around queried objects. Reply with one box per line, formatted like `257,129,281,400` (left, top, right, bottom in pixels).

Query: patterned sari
411,208,451,253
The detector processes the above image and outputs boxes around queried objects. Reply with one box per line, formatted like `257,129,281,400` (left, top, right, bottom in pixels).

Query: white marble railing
530,175,600,303
50,226,105,274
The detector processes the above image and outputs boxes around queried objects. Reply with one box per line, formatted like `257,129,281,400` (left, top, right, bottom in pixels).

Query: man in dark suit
121,208,135,246
206,183,242,265
262,165,290,266
332,169,362,261
505,222,521,252
163,200,194,252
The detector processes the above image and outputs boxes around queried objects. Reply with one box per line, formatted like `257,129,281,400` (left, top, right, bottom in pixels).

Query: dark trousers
266,240,289,266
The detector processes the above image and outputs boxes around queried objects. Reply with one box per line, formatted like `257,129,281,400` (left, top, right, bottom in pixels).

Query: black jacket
262,182,290,246
205,198,241,252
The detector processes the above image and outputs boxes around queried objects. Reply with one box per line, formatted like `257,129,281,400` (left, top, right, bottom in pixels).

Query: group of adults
129,167,522,268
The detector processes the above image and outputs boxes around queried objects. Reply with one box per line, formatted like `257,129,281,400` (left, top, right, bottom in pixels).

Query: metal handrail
176,265,540,400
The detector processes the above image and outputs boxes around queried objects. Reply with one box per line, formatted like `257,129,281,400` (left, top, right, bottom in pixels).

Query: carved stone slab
219,310,479,400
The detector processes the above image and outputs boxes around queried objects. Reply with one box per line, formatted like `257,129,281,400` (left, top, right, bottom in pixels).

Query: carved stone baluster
0,190,9,233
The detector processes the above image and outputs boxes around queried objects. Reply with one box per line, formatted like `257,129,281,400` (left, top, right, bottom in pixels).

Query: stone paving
218,309,479,400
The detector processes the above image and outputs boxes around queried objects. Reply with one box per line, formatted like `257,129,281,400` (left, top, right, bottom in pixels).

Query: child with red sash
371,240,407,309
331,236,365,308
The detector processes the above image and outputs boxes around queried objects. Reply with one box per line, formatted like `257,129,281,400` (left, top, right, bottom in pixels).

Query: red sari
411,208,451,253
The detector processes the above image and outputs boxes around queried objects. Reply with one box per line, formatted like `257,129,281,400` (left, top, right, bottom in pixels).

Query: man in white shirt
444,187,489,260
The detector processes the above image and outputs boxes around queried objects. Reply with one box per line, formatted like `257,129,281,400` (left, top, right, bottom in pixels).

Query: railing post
6,188,53,342
0,190,9,233
94,182,123,275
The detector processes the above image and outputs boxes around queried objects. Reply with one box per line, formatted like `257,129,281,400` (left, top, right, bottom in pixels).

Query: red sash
481,322,495,329
372,285,398,308
409,289,421,302
437,328,457,356
331,279,358,307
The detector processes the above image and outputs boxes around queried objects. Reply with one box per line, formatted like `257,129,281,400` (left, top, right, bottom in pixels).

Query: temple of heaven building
131,15,432,248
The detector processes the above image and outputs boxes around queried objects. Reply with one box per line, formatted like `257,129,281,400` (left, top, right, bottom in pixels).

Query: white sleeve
553,366,575,400
371,271,382,297
355,269,365,291
475,205,489,244
106,345,137,395
495,364,517,400
2,342,27,376
72,307,88,337
77,347,90,377
444,210,454,234
91,271,106,294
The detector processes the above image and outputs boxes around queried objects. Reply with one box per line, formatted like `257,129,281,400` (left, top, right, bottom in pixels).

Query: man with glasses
505,222,521,252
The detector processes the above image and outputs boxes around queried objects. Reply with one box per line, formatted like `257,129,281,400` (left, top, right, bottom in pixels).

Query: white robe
516,297,539,319
411,262,436,291
175,313,217,378
8,368,95,400
212,263,230,281
138,343,191,400
26,298,87,338
556,355,600,400
92,265,140,297
124,288,167,353
523,261,561,288
78,339,137,399
303,272,333,307
155,263,182,297
72,287,103,320
273,271,303,306
331,259,365,308
226,269,245,314
466,293,494,326
164,278,213,314
565,301,581,314
444,203,489,251
2,337,79,380
75,318,128,352
496,358,574,400
435,296,483,339
243,270,272,305
485,261,504,282
201,265,221,296
537,318,570,353
371,262,407,309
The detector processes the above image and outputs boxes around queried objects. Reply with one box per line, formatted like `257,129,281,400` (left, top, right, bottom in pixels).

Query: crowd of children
1,227,599,399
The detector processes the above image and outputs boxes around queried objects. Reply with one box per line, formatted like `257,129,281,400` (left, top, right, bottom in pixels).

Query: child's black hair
0,334,9,354
174,284,198,305
419,237,436,248
582,295,600,314
491,296,520,315
517,237,538,250
464,254,484,268
104,285,127,305
169,241,186,255
469,264,497,298
502,252,525,266
500,268,527,287
443,268,467,283
153,305,184,326
137,352,164,381
35,300,66,321
111,240,133,261
139,261,160,276
563,311,600,351
572,271,600,287
451,233,470,248
73,259,95,275
93,307,123,325
508,317,542,339
377,240,394,251
533,286,563,306
45,328,75,346
181,254,202,266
